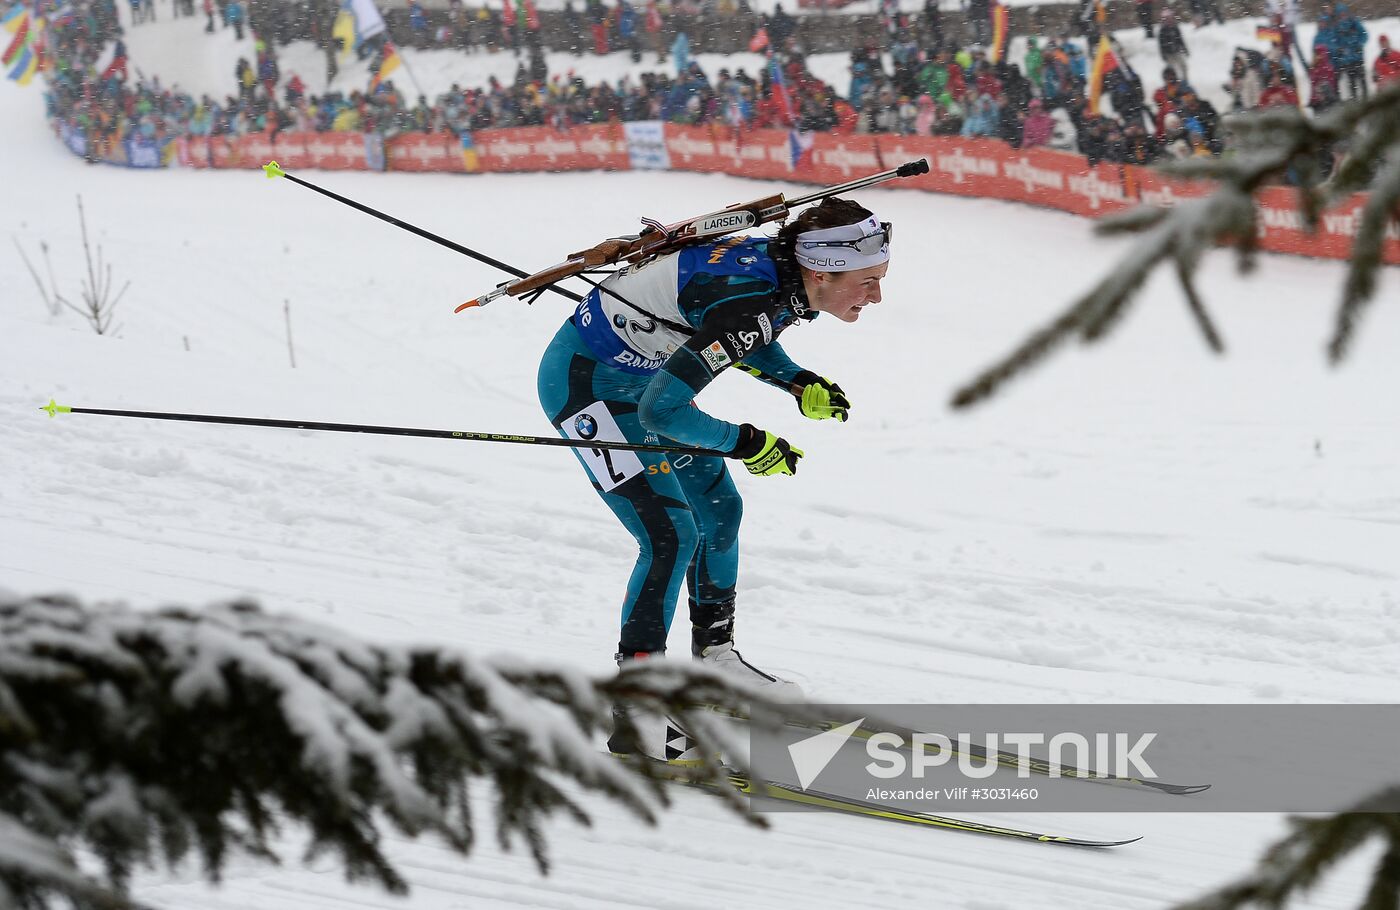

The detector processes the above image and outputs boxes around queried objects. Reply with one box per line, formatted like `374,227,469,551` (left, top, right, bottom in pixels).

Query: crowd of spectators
28,0,1400,180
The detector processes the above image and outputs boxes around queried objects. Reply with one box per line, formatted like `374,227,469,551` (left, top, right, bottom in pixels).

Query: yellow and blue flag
333,0,386,59
460,132,478,172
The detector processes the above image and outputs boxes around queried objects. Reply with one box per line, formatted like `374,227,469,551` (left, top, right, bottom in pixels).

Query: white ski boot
691,598,803,698
696,641,803,699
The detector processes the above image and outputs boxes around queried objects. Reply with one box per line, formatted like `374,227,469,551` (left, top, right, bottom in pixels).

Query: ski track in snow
4,36,1399,910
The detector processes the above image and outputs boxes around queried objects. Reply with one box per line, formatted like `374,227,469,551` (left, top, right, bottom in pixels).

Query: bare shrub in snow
954,83,1400,409
13,197,130,335
11,238,62,318
0,593,790,909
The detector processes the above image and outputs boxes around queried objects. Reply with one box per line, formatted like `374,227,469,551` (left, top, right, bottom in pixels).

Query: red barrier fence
167,123,1400,265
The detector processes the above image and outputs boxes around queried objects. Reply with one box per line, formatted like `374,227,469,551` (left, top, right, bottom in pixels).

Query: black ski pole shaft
260,160,584,304
40,400,720,457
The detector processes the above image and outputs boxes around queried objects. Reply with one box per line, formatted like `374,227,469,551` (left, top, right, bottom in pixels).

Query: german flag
1087,34,1119,112
1255,25,1285,44
368,41,400,93
989,1,1010,63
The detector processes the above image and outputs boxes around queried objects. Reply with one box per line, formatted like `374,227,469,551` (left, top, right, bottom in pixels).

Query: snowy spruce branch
0,593,793,910
952,83,1400,410
1170,788,1400,910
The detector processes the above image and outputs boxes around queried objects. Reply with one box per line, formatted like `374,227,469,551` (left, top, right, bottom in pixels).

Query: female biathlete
536,197,890,756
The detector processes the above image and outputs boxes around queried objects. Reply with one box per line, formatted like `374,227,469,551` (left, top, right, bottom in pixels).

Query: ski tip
1048,834,1144,847
262,160,286,180
454,299,481,313
1158,782,1213,795
40,398,70,418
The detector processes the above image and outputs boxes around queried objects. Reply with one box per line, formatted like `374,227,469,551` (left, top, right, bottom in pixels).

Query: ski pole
258,160,798,395
39,400,722,457
259,160,584,305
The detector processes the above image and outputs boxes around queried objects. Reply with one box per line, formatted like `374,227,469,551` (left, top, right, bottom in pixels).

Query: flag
521,0,539,30
988,1,1009,63
368,40,399,93
2,9,29,58
1,4,26,30
332,0,386,59
2,11,42,86
460,131,479,172
670,31,689,76
788,128,813,170
98,39,127,81
748,26,768,52
768,54,794,127
6,42,37,84
1256,24,1284,44
1087,33,1119,112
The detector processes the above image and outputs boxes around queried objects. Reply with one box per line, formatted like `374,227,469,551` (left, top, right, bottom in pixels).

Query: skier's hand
794,372,850,422
731,423,803,477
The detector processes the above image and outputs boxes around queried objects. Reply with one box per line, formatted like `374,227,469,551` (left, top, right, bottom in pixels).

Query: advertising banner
387,131,462,173
623,120,670,170
122,136,168,169
58,121,87,158
47,113,1400,265
1254,185,1400,263
472,124,629,173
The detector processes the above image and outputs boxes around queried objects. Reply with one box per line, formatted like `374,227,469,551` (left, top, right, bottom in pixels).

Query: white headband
792,215,890,272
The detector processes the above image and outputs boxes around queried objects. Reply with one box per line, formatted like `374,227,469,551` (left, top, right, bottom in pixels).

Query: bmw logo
613,313,629,329
575,414,598,439
737,255,757,265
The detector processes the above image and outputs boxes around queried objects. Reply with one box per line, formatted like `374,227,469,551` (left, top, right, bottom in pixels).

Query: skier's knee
705,493,741,551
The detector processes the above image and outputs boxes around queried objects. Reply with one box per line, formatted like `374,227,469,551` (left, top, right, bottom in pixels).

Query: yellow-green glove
731,423,803,477
794,372,851,422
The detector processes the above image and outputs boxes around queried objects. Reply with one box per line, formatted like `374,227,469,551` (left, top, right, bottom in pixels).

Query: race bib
559,402,646,492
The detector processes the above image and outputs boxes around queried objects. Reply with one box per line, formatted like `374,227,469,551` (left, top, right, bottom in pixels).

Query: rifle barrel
784,158,929,209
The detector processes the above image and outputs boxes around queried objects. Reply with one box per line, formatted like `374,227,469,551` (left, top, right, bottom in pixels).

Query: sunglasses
799,222,892,256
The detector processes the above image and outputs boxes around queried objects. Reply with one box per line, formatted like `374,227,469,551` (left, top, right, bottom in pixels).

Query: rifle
455,158,931,313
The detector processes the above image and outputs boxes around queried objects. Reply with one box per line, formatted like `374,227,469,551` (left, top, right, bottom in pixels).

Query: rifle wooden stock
457,160,928,312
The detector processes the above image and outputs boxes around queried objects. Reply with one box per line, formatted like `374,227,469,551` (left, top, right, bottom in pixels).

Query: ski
705,706,1211,796
635,758,1141,847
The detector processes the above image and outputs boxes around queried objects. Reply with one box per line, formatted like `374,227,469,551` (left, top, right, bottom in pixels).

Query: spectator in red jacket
1259,72,1300,108
1021,97,1055,147
973,60,1003,100
1309,44,1339,105
1151,66,1187,134
1375,36,1400,88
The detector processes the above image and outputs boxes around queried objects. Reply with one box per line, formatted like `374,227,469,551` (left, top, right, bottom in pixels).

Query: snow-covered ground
4,22,1400,909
